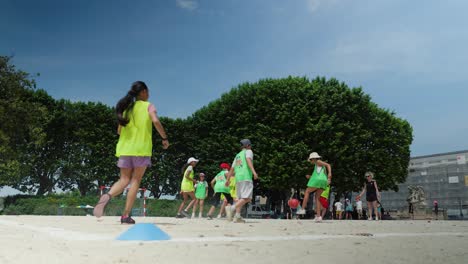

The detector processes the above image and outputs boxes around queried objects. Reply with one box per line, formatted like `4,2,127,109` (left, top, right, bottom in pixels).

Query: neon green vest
115,101,152,157
181,167,194,189
234,149,253,182
214,170,230,193
195,181,207,198
321,185,330,199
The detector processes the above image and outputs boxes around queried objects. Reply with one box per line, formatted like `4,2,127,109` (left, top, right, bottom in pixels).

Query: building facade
381,150,468,219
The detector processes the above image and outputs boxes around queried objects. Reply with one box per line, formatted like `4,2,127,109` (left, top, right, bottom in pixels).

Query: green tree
188,77,413,198
59,101,118,196
0,56,48,188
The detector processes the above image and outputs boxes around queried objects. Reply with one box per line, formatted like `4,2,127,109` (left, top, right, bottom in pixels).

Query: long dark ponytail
116,81,148,126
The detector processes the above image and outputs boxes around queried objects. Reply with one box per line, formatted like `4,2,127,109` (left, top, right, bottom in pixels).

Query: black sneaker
121,215,136,224
176,213,185,218
181,210,189,217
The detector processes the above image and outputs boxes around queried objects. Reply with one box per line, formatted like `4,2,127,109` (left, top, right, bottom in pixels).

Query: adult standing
226,139,258,223
93,81,169,224
357,172,381,220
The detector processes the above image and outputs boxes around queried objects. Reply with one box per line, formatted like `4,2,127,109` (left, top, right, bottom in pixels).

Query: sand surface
0,216,467,264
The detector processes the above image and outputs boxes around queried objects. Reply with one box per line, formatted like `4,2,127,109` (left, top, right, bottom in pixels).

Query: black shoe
181,210,189,217
176,213,185,218
121,215,136,224
207,215,213,220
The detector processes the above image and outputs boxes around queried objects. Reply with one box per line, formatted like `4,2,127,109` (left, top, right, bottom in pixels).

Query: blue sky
1,0,467,157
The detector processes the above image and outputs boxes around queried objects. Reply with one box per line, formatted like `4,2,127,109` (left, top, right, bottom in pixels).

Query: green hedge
1,194,214,217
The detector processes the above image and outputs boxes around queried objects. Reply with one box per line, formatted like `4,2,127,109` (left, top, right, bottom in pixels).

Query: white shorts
236,181,253,199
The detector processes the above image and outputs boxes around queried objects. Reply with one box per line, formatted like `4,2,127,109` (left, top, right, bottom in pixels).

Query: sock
235,213,240,218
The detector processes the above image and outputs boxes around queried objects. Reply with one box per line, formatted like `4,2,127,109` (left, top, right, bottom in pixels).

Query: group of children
176,161,238,220
175,139,258,223
294,171,381,221
92,81,381,224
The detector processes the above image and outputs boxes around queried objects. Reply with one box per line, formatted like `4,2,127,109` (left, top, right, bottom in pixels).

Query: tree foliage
0,56,412,199
188,77,413,197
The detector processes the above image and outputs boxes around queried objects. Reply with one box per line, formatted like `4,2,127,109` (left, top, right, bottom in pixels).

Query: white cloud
176,0,199,11
306,0,321,13
305,0,340,13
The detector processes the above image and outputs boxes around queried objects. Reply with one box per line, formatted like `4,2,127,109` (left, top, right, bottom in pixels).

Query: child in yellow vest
93,81,169,224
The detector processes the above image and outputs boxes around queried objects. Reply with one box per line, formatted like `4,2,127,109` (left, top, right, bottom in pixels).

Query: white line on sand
1,219,466,243
0,219,112,241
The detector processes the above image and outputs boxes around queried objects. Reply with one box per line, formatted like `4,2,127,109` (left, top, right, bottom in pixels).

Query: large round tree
188,76,413,198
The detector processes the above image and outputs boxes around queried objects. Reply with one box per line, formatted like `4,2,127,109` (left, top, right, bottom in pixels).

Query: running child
206,163,234,220
226,139,258,223
176,157,199,218
93,81,169,224
297,152,332,222
192,173,208,218
356,171,381,220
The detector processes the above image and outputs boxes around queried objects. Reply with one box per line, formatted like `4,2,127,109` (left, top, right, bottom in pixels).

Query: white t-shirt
356,200,363,210
335,202,343,211
185,165,193,174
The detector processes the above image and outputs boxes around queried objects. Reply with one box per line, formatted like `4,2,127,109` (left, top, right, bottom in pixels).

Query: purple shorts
117,156,151,168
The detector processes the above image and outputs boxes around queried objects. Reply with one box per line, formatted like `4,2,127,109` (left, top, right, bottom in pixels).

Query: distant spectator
334,200,343,220
345,199,353,220
433,200,439,220
356,197,363,220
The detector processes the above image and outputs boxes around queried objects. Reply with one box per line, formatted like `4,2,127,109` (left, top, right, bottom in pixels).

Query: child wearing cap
192,173,208,218
206,163,234,220
176,157,199,218
226,139,259,223
297,152,332,222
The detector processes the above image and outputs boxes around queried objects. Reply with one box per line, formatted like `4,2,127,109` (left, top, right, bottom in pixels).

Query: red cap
220,163,231,170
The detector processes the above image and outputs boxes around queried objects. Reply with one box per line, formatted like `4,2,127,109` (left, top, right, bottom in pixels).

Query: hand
327,178,331,185
253,172,258,180
162,139,169,149
306,174,311,179
225,180,230,187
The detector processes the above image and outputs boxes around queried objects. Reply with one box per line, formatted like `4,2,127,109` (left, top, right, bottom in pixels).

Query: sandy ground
0,216,467,264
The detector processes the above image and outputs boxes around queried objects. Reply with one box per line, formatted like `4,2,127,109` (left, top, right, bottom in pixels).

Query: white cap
187,157,199,164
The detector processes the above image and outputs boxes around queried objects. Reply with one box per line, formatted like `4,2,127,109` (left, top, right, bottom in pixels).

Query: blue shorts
117,156,151,168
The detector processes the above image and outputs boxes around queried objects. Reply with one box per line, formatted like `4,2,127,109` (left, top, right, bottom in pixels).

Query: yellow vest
115,101,152,157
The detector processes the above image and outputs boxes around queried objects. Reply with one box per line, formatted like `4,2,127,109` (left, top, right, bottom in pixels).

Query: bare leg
122,167,147,216
315,189,323,217
108,168,133,197
219,200,227,216
199,199,205,216
373,202,379,220
192,199,199,215
235,198,252,214
177,192,189,214
301,188,315,209
184,192,196,211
